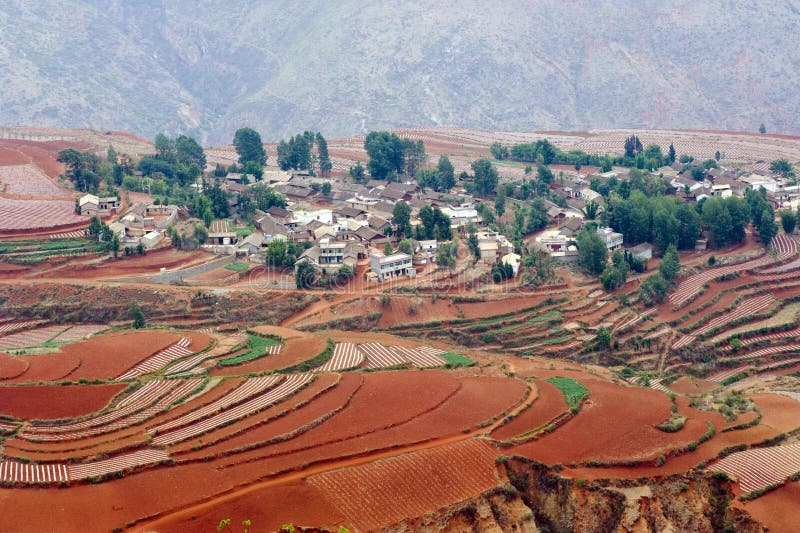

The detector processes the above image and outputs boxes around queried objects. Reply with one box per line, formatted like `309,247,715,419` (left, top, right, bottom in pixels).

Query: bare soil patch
0,383,126,420
491,379,568,440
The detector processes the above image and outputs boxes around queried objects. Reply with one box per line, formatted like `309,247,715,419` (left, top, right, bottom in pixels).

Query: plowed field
0,383,126,420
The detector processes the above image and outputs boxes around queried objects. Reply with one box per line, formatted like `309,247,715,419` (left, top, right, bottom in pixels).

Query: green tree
659,245,680,284
490,142,509,160
595,327,611,350
495,188,506,219
194,224,208,245
106,144,117,163
154,133,176,162
759,123,767,134
391,201,412,237
437,155,455,191
364,131,405,179
780,209,796,234
383,242,393,255
321,182,332,198
110,234,120,258
247,183,286,212
129,300,146,329
335,264,354,283
295,260,316,289
576,227,608,275
760,208,778,246
770,159,795,179
639,273,669,306
624,135,643,158
471,158,498,196
667,143,676,165
57,148,101,192
702,197,734,248
88,215,104,237
175,135,206,170
675,203,701,250
349,161,365,182
652,208,678,255
233,128,267,167
402,139,426,177
581,200,599,220
316,133,332,176
267,239,288,268
397,239,413,256
436,242,457,270
415,168,439,190
467,232,480,259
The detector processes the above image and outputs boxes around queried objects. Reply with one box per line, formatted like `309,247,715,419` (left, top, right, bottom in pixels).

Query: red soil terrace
0,383,127,420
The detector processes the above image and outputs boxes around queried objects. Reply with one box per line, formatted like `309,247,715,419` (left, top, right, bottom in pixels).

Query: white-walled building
370,252,415,280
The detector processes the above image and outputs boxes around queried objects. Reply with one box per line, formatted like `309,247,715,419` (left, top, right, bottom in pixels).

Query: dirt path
131,381,537,531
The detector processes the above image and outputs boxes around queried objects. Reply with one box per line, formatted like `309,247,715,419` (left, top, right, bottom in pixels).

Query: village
67,145,796,293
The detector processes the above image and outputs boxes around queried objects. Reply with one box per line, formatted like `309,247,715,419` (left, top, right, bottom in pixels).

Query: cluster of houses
111,202,180,251
207,171,512,282
533,161,798,262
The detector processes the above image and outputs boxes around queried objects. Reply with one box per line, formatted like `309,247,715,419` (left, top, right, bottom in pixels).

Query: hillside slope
0,1,798,143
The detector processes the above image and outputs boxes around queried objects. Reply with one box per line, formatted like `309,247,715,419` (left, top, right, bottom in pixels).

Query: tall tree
391,201,412,237
57,148,101,192
576,227,608,275
760,209,778,246
154,133,176,162
667,143,676,165
437,155,455,191
402,139,426,177
659,245,680,284
624,135,643,158
471,158,498,196
364,131,405,180
316,133,332,176
233,128,267,167
780,209,796,234
701,197,734,248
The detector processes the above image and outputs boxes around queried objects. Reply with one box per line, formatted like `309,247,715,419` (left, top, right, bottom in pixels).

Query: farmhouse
597,227,624,251
370,252,415,280
140,230,163,250
78,194,120,216
207,220,238,246
236,232,266,256
441,204,479,227
627,242,653,261
297,238,364,273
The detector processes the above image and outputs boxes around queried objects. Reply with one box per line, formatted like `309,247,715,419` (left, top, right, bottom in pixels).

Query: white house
441,205,479,227
597,227,624,251
369,252,415,280
140,230,163,250
501,253,521,277
293,209,334,226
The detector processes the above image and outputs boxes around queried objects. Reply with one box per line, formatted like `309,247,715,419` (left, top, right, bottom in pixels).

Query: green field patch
439,352,476,367
219,334,280,366
545,376,589,412
225,261,251,272
497,311,561,333
235,227,253,237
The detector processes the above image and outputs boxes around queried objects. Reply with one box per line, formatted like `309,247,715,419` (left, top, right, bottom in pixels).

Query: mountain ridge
0,1,798,144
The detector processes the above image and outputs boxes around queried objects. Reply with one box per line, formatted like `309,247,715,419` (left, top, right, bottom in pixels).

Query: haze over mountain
1,1,798,144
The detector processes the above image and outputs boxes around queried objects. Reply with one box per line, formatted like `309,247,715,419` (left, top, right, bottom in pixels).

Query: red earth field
3,128,800,531
0,383,127,420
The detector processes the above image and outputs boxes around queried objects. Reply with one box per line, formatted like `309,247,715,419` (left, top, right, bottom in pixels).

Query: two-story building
369,252,415,280
597,227,624,251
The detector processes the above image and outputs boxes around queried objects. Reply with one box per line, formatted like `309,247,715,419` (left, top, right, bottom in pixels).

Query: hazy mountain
1,1,798,144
